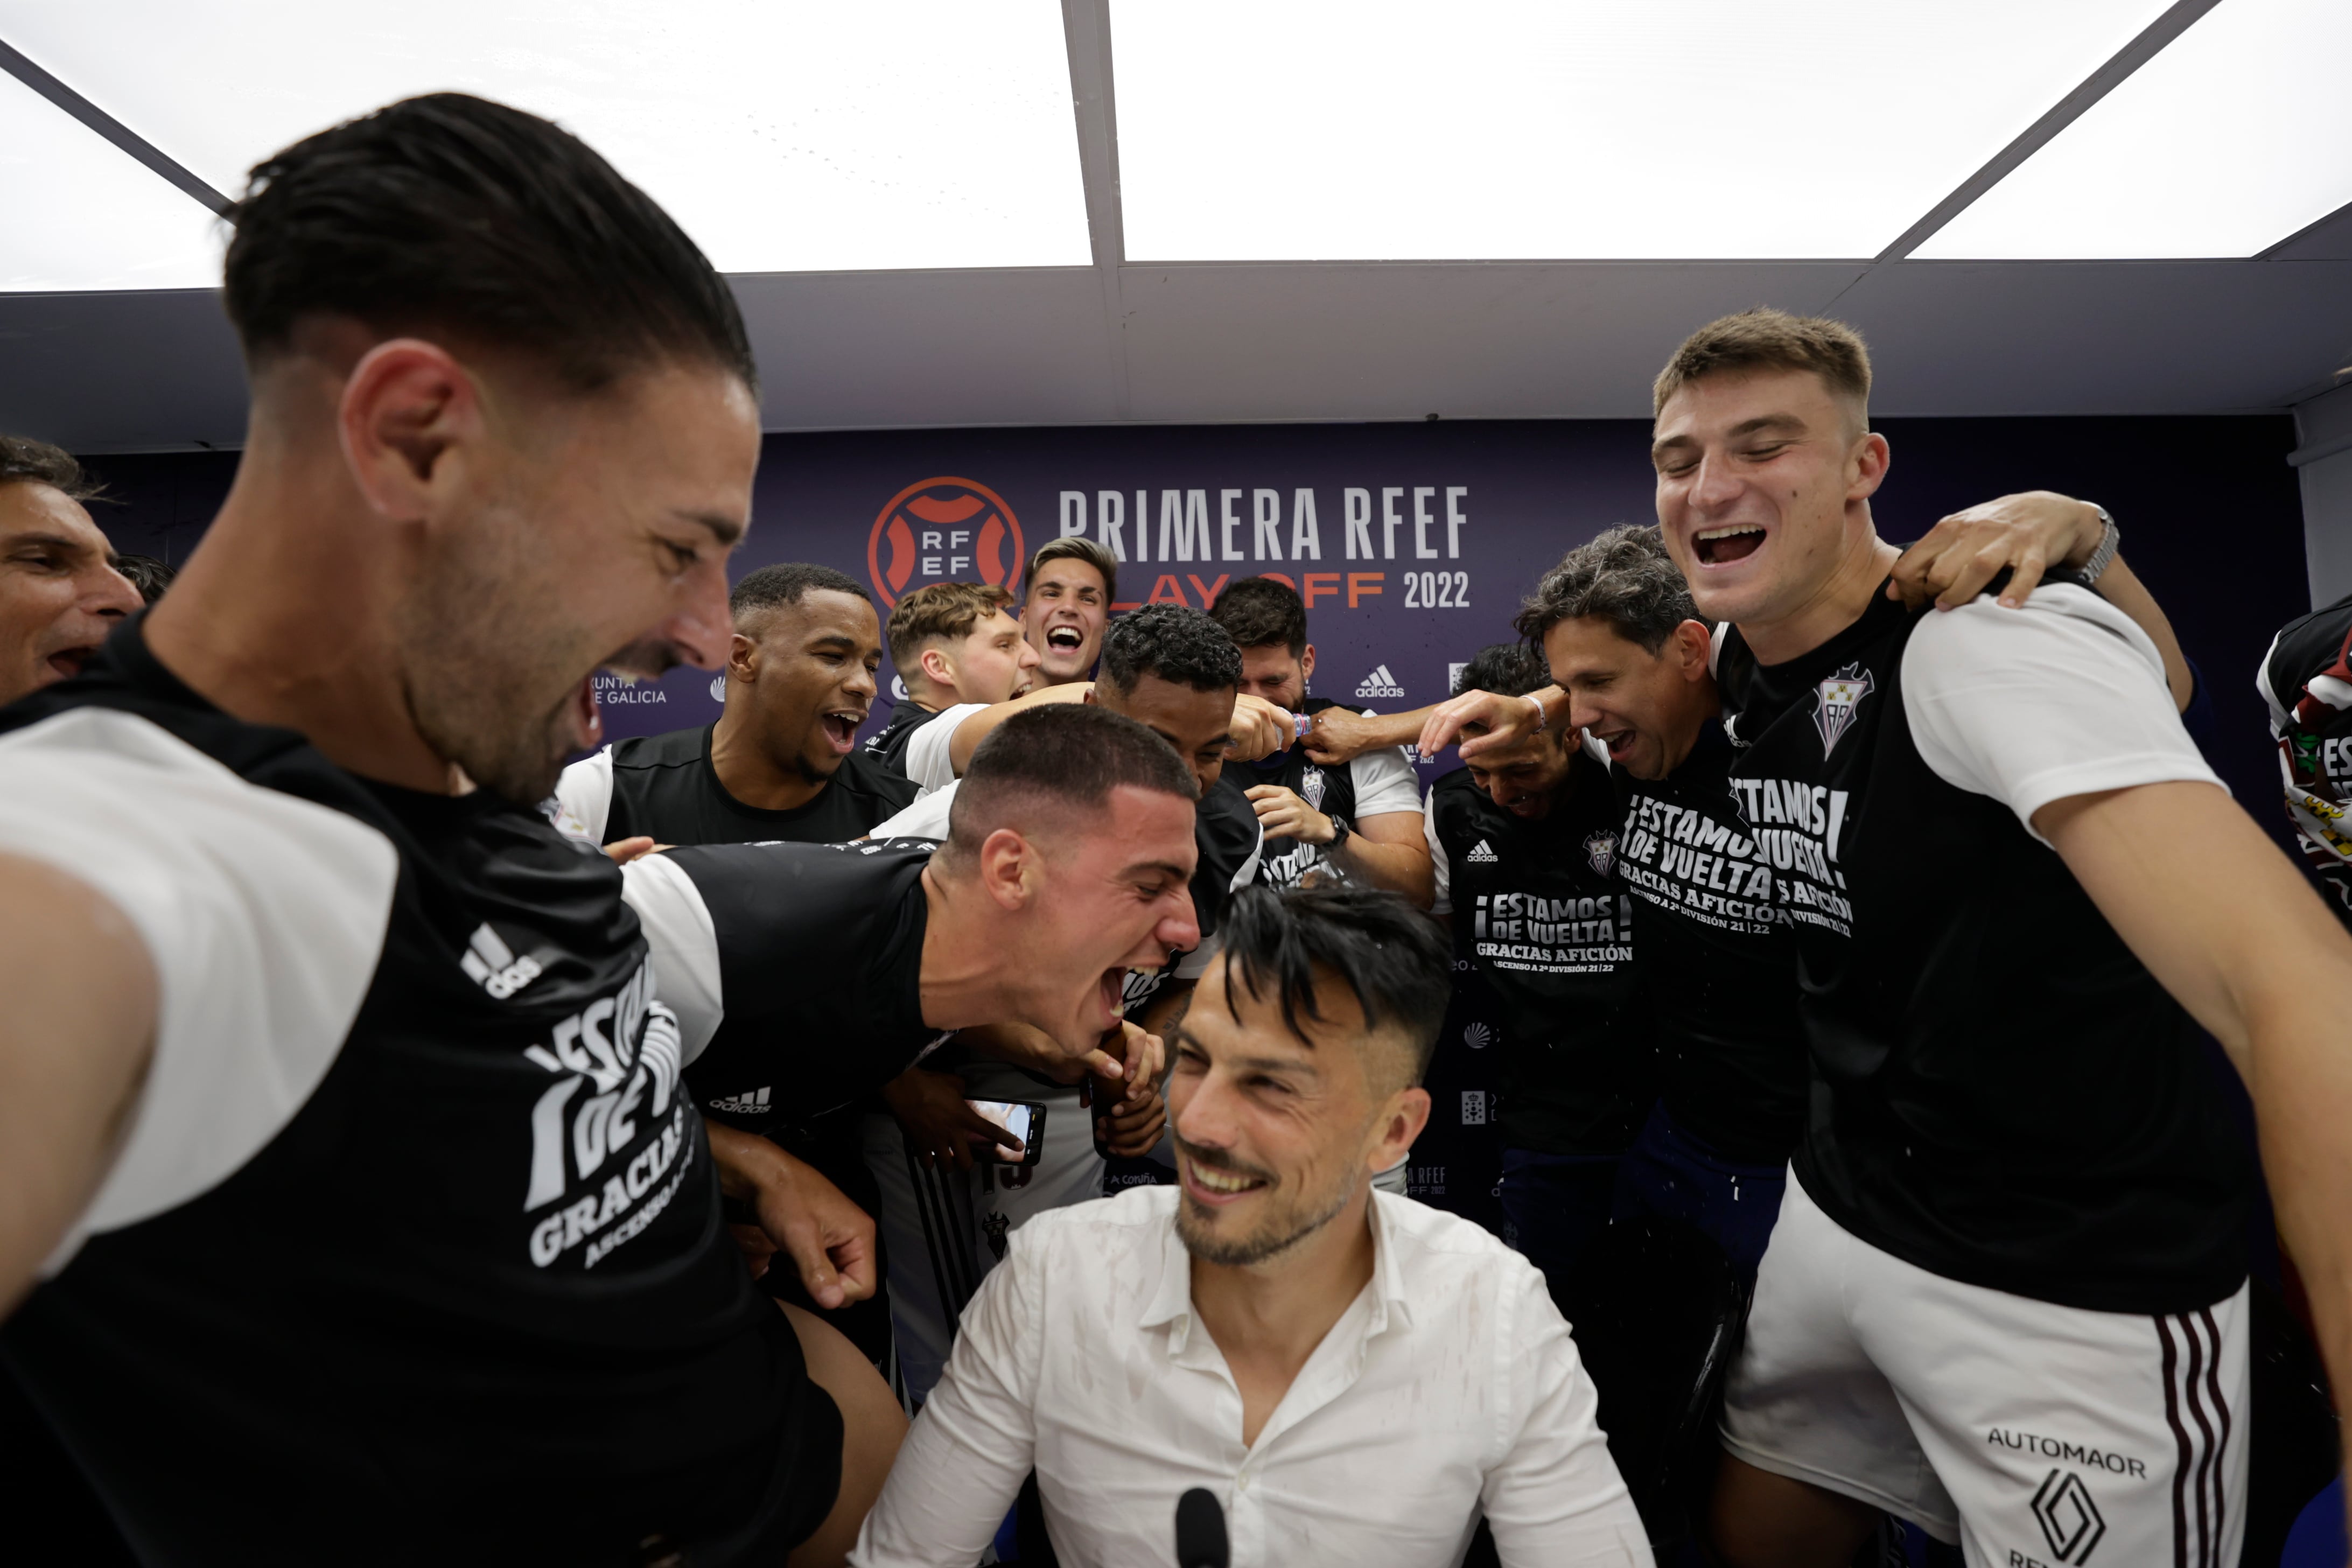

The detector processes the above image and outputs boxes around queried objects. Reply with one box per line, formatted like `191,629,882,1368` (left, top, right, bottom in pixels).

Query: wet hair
730,563,868,625
1099,604,1241,696
886,581,1016,670
1217,885,1451,1086
1207,576,1307,656
1027,536,1118,608
1653,307,1869,424
110,554,177,605
1513,524,1702,654
223,93,754,393
945,703,1198,863
1453,642,1551,699
0,435,102,502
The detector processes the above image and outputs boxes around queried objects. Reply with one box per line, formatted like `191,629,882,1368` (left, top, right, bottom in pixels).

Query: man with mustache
851,886,1652,1567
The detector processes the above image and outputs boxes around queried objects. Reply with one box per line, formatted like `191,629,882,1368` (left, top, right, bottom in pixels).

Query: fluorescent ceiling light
1111,0,2175,262
0,67,221,291
0,1,1090,281
1914,0,2352,260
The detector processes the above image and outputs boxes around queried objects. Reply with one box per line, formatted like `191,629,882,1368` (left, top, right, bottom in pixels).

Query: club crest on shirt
1300,765,1327,810
1812,663,1874,755
1583,828,1618,877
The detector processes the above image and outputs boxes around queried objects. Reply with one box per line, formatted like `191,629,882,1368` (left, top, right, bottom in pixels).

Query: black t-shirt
646,840,947,1135
1610,722,1809,1165
0,623,815,1562
2258,591,2352,930
1243,697,1360,891
1717,587,2251,1313
1426,760,1651,1155
597,723,916,846
860,699,944,779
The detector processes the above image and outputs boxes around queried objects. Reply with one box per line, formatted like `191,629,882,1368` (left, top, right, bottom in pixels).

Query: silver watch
2079,505,2120,585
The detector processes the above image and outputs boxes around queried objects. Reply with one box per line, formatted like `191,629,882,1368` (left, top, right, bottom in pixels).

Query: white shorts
1722,1172,2246,1568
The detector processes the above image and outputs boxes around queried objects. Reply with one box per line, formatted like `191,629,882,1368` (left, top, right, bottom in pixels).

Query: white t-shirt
902,702,987,796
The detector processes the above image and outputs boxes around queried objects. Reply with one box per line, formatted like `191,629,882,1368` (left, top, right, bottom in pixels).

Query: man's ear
1371,1084,1431,1175
919,646,954,688
727,631,760,683
338,338,484,526
1672,619,1713,681
1299,644,1316,685
1849,430,1892,502
976,826,1040,912
1081,685,1099,707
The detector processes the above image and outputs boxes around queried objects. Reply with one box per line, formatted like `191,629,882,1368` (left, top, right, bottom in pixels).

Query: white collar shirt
850,1185,1651,1568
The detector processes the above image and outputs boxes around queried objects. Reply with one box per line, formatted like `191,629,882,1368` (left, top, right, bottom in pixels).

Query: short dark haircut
1207,576,1307,655
1654,307,1870,424
110,554,177,605
1513,525,1702,654
1217,885,1451,1087
730,562,869,624
224,93,755,394
886,582,1015,670
1100,605,1241,697
0,435,102,502
1028,537,1118,608
1454,642,1551,699
946,704,1198,863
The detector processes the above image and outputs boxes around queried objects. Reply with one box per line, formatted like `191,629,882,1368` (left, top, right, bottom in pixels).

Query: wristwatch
1325,815,1353,851
2079,505,2120,585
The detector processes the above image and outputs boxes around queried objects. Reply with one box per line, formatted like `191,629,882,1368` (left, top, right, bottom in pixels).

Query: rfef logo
867,478,1024,608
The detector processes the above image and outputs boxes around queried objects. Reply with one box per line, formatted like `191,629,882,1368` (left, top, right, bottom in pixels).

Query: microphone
1174,1486,1228,1568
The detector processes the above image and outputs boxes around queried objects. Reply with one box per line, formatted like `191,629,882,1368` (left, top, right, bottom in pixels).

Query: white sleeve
851,1216,1045,1566
1481,1258,1653,1565
1424,789,1451,914
1902,585,2225,846
901,703,986,795
0,709,397,1271
618,853,724,1067
549,748,614,843
1230,816,1264,893
869,780,958,842
1348,733,1424,818
2253,629,2293,738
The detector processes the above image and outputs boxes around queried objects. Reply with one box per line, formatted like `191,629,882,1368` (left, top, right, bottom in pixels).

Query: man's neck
141,432,462,794
708,706,826,811
1655,677,1727,778
1738,511,1901,666
1190,1187,1377,1390
916,866,1019,1031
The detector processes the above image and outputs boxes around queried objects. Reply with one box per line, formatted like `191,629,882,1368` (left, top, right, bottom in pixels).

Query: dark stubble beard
1174,1144,1357,1269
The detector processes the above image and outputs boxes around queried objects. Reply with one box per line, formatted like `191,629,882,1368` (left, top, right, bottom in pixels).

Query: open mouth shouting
1045,625,1085,655
1692,523,1766,566
44,643,100,683
818,708,863,754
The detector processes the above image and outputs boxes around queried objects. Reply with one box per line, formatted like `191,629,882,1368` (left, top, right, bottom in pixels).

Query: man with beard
1422,643,1648,1306
851,886,1650,1567
864,581,1041,789
554,562,915,845
0,437,143,709
0,94,1153,1565
1207,575,1432,902
1018,535,1115,687
1634,308,2352,1567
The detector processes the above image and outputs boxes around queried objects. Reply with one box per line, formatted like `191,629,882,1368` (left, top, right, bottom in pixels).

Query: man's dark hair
111,554,177,605
1206,576,1307,656
1454,642,1550,699
1513,525,1702,654
946,704,1198,862
223,93,754,393
1100,605,1241,696
1217,885,1451,1086
0,435,102,502
1028,537,1118,608
730,563,869,622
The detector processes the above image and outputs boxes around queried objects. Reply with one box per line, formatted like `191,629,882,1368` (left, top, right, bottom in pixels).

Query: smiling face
729,587,883,782
388,354,761,802
0,480,142,707
1021,783,1203,1046
1651,367,1888,632
1235,641,1312,712
1168,959,1425,1267
1098,670,1237,797
1462,725,1577,820
1022,557,1109,683
1544,614,1717,782
936,607,1040,706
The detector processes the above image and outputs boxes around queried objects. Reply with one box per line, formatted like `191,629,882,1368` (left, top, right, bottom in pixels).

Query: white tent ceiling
2,0,2348,451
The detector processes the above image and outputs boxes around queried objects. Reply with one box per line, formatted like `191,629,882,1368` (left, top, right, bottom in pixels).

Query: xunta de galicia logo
867,478,1024,608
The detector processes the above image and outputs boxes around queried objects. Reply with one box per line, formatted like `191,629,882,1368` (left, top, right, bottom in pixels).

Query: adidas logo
707,1086,773,1115
1465,840,1499,863
1356,663,1406,699
460,923,543,999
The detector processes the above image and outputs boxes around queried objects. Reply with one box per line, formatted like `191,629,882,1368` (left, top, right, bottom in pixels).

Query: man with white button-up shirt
852,885,1650,1568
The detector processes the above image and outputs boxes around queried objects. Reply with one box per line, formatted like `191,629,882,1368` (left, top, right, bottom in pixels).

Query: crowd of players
6,90,2352,1568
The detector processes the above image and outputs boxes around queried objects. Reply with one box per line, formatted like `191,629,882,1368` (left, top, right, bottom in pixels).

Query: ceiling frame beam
0,34,230,215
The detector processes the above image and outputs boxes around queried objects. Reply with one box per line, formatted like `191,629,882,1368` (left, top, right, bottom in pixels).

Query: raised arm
0,855,157,1310
945,683,1091,776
